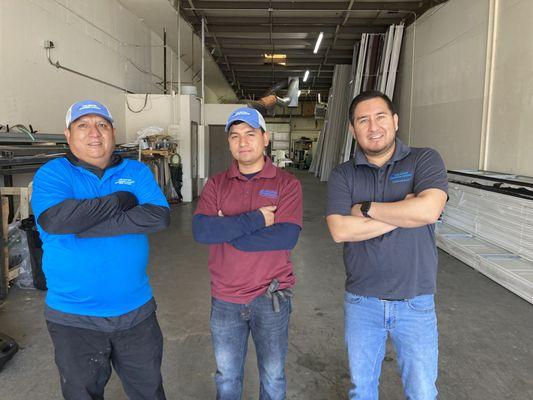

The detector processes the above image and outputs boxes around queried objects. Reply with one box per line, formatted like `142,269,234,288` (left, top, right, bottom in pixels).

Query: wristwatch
361,201,372,218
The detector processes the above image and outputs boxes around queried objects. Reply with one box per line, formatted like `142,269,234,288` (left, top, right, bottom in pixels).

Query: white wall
396,0,489,170
204,104,242,126
0,0,235,144
397,0,533,176
485,0,533,175
125,94,179,143
179,95,201,202
0,0,150,141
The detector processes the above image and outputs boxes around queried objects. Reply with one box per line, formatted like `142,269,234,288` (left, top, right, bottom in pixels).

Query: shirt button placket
246,181,253,209
377,168,385,201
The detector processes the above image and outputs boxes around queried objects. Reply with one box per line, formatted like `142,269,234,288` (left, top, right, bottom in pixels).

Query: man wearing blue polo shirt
31,100,170,400
326,90,448,400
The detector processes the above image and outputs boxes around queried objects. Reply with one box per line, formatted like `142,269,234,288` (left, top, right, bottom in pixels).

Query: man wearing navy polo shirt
326,91,448,400
193,107,303,400
31,100,170,400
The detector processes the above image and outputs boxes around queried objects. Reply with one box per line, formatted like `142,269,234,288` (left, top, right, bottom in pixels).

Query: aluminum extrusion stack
437,170,533,304
342,25,404,162
310,65,352,181
310,24,405,178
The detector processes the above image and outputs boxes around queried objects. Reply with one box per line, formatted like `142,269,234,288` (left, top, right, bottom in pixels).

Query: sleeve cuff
246,210,266,232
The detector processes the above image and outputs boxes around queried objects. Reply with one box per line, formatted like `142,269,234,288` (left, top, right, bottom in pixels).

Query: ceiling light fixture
313,32,324,54
263,53,287,66
303,70,309,82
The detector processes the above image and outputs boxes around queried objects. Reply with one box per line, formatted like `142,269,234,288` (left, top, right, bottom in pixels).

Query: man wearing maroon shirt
193,107,303,400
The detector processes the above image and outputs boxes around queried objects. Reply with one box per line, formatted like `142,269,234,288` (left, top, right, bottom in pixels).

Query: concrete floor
1,169,533,399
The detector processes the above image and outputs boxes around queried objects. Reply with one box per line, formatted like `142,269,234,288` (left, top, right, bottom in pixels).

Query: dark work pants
46,313,166,400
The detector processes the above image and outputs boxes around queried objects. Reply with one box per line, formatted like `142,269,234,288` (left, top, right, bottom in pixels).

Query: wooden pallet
0,185,31,300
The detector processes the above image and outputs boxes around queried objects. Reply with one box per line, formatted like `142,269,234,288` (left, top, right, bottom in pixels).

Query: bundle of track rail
437,171,533,304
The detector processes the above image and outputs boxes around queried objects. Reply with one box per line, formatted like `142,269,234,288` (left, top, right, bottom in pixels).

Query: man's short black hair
348,90,396,125
227,120,265,134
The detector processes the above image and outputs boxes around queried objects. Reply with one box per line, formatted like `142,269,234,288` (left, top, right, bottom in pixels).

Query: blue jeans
344,292,438,400
210,295,291,400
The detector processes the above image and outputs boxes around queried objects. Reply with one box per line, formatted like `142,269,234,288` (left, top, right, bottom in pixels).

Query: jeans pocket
407,294,435,312
344,292,364,304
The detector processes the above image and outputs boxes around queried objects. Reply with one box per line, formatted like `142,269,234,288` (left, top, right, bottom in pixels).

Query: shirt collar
66,151,123,178
354,137,411,168
228,156,277,180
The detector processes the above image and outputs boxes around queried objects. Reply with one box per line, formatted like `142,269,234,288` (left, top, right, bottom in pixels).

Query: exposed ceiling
177,0,448,101
119,0,448,102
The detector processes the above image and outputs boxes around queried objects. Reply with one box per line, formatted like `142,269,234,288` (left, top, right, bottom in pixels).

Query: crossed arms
326,189,447,243
192,178,302,252
38,191,170,238
193,206,300,252
32,163,170,238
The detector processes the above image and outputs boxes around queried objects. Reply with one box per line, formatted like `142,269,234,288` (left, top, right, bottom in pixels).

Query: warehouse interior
1,0,533,399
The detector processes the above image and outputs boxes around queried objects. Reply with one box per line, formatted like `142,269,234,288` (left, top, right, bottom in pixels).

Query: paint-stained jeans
46,313,166,400
344,292,438,400
210,295,291,400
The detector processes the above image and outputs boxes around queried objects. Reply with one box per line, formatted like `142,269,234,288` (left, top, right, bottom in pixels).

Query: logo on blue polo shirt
390,172,413,183
259,189,278,199
115,178,135,186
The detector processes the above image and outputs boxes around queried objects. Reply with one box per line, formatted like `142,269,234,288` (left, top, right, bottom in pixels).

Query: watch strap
361,201,371,218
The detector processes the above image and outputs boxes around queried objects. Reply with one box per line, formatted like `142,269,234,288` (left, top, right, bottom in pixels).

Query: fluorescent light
303,70,309,82
313,32,324,54
264,53,287,60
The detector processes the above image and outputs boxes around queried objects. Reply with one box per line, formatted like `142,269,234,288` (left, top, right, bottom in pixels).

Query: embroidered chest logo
114,178,135,186
259,189,278,199
389,172,413,183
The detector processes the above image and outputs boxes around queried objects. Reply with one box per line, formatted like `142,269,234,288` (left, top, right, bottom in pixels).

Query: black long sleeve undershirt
37,191,138,234
76,204,170,238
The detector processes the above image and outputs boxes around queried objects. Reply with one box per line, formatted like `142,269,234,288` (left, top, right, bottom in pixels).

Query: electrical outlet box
44,40,55,49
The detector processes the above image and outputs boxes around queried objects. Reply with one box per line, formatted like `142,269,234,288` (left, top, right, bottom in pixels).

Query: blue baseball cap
65,100,114,128
225,107,266,133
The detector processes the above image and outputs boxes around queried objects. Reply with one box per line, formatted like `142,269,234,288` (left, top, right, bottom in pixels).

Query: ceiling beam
220,49,353,57
224,57,352,64
206,37,359,47
190,16,404,25
180,1,428,12
196,25,387,34
214,45,354,52
235,75,331,82
236,83,332,90
226,66,334,73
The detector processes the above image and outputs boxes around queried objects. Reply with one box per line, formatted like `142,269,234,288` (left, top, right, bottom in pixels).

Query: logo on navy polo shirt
389,172,413,183
259,189,278,199
115,178,135,186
